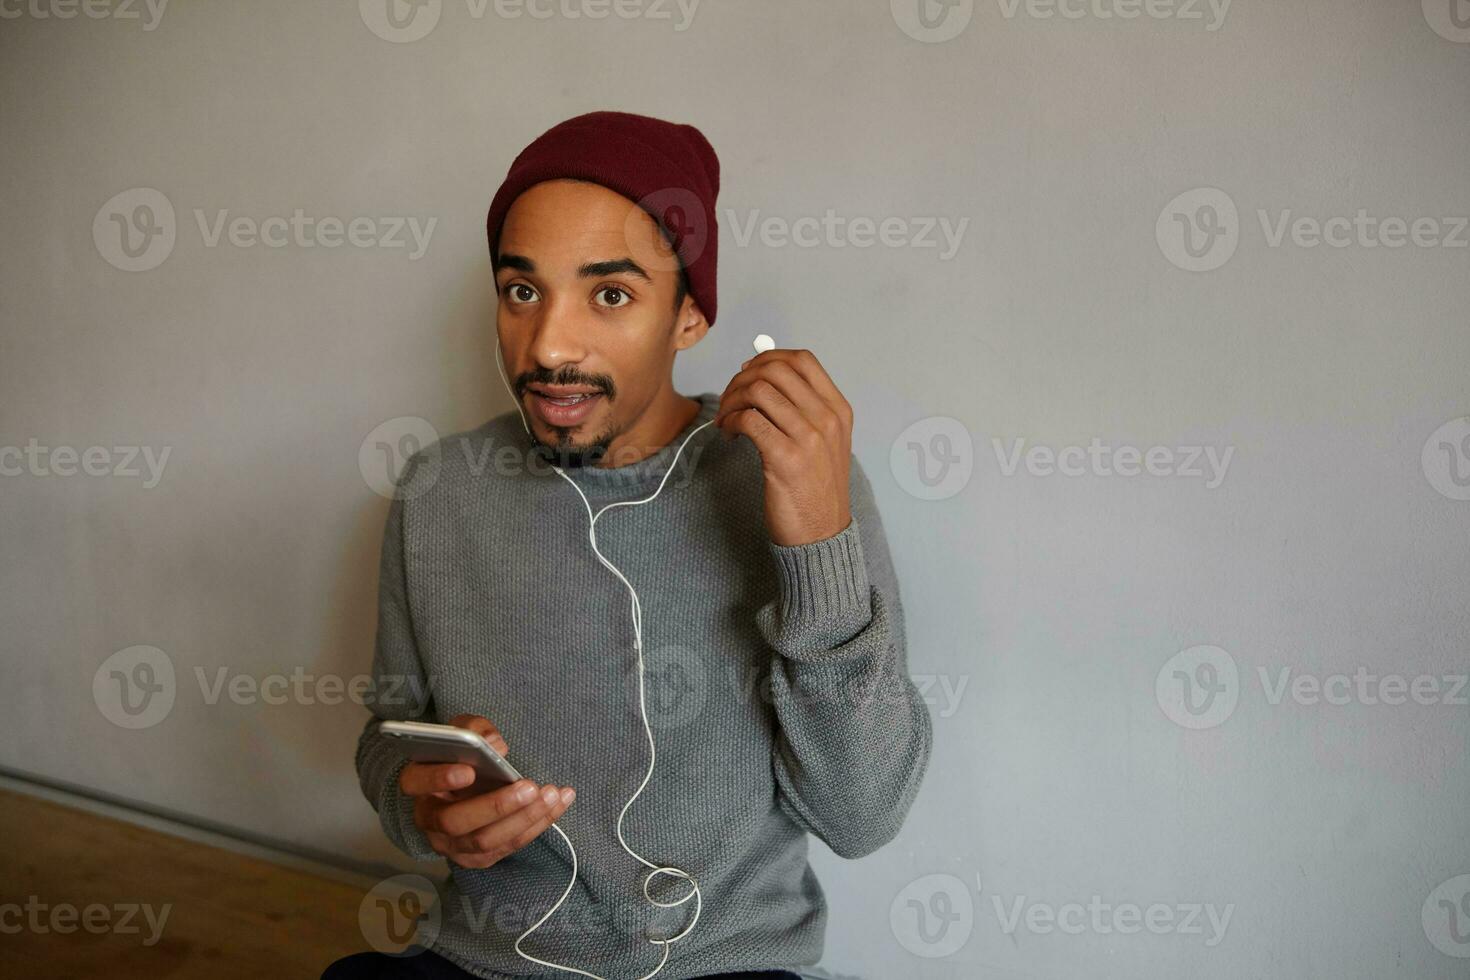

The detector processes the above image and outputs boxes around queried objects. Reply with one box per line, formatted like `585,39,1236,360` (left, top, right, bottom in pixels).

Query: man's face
494,179,702,467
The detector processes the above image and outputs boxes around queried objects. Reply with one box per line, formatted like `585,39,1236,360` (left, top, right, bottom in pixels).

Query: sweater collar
525,391,720,497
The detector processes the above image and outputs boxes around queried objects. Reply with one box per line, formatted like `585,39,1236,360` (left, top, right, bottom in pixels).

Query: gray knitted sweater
354,390,933,979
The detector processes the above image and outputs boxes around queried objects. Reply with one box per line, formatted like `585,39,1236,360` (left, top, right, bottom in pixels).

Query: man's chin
531,438,608,469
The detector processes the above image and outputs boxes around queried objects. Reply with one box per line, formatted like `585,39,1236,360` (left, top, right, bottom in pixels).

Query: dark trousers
321,947,802,979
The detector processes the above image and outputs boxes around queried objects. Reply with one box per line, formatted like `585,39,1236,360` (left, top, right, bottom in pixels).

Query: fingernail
516,782,536,803
450,767,472,787
559,787,575,805
740,359,751,369
541,785,559,805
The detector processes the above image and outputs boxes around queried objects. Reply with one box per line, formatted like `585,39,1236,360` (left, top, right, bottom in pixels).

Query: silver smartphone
379,720,524,794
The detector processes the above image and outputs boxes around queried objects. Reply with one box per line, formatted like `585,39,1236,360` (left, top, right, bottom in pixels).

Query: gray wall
2,1,1468,977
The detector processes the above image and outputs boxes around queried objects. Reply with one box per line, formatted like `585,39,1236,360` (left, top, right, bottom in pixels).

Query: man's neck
598,388,702,468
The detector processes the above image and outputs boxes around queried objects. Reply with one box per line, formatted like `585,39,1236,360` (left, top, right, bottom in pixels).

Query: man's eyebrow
497,253,534,274
577,258,652,283
495,254,653,283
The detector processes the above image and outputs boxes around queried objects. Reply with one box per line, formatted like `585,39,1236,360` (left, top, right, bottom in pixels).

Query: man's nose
525,297,590,371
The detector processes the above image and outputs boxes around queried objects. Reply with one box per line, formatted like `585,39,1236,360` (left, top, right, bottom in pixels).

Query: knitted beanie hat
485,110,721,326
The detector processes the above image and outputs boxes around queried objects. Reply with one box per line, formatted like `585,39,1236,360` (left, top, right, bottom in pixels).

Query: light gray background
2,1,1468,977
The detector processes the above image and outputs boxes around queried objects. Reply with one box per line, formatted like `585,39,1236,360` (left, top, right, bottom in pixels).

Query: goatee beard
530,432,613,469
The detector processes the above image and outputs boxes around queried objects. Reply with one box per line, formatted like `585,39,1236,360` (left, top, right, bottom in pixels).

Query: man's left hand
713,348,853,547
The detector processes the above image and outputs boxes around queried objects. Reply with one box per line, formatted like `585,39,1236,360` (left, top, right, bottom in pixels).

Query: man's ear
672,297,710,353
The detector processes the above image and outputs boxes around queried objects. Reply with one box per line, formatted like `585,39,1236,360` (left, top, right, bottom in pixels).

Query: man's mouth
528,387,604,426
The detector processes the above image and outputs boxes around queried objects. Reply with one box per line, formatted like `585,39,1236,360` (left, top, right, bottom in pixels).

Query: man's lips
527,388,603,426
528,384,602,398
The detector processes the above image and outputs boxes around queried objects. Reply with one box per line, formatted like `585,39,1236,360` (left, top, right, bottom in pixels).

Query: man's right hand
397,714,575,869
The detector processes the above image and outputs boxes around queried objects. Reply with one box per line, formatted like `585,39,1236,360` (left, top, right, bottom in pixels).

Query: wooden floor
0,788,380,979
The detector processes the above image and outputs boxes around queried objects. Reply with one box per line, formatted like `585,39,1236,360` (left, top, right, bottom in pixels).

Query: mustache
515,369,615,399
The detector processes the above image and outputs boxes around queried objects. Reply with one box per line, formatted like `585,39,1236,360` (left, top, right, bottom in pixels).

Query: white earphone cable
494,338,715,980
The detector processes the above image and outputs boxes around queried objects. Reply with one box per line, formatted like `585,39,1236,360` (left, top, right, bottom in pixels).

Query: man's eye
596,286,629,308
508,284,537,303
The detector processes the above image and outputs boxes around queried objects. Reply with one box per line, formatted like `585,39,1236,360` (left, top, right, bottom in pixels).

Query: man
327,111,932,980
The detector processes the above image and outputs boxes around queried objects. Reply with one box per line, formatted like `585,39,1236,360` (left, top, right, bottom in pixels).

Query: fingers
716,352,851,453
722,349,851,427
447,713,510,756
399,760,478,799
720,363,826,445
447,784,576,864
422,778,549,838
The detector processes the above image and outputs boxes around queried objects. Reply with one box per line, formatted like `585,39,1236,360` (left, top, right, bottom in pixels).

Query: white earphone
490,333,771,980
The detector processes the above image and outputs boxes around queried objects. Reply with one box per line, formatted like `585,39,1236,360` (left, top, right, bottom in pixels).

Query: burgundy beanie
485,110,721,326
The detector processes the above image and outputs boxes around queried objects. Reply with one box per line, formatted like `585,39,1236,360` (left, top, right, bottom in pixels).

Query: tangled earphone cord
495,340,714,980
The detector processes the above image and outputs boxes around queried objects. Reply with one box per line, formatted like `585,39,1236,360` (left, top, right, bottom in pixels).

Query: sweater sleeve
754,456,934,859
353,491,443,863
